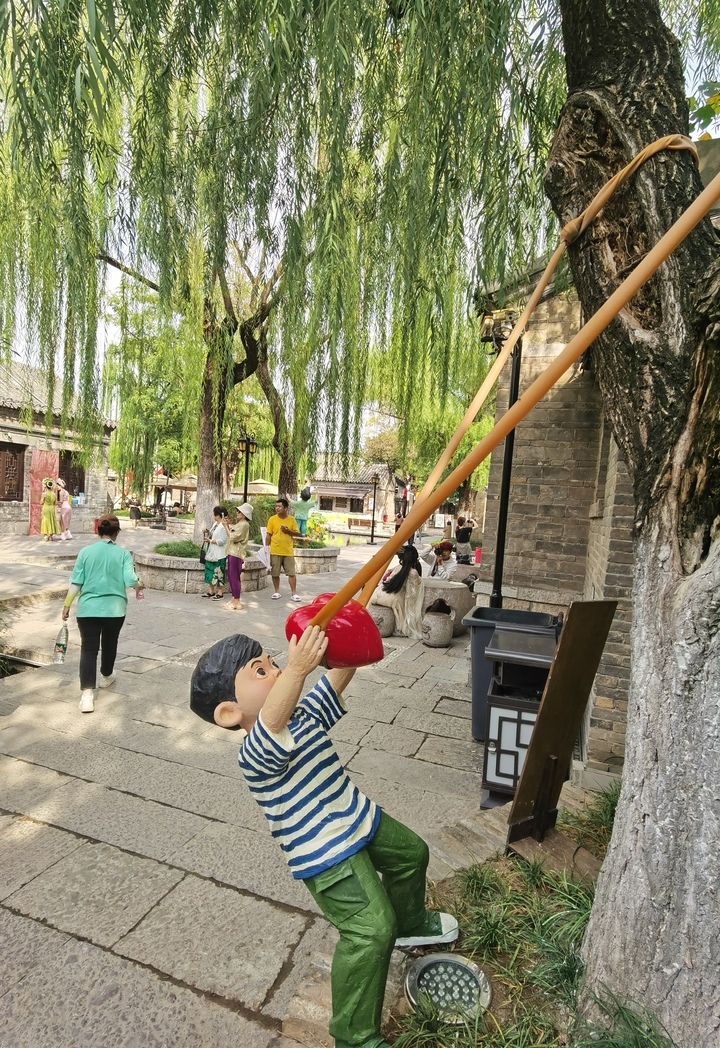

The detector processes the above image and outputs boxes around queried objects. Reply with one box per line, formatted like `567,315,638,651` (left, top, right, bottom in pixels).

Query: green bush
153,539,202,558
247,495,280,542
306,511,327,543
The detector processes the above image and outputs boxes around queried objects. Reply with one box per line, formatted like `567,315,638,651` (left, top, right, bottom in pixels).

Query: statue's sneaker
395,911,459,947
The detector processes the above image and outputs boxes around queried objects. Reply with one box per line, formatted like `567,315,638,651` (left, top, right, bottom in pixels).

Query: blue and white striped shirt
238,674,380,879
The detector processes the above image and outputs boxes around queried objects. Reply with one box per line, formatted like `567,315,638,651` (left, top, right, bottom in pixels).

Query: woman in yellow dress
40,478,60,540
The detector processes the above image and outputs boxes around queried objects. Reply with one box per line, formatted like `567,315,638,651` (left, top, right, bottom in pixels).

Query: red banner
29,449,59,535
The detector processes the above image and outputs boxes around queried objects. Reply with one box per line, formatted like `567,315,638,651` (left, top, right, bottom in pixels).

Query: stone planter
422,609,455,648
134,552,268,593
247,543,341,575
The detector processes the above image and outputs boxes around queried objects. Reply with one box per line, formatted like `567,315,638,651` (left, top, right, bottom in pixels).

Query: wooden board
507,827,602,884
507,600,617,836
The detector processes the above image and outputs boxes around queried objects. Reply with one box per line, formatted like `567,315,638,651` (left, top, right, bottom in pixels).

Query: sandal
202,592,214,598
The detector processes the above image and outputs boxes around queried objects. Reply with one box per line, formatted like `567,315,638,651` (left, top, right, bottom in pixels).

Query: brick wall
477,290,633,774
582,434,634,769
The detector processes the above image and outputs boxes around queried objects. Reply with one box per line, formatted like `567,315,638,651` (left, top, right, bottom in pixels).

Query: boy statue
190,624,458,1048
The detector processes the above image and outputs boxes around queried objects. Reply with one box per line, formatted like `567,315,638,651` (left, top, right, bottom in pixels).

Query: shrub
153,539,202,558
306,511,327,543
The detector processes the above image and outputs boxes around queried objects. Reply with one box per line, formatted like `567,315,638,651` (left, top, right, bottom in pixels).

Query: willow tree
2,2,720,1044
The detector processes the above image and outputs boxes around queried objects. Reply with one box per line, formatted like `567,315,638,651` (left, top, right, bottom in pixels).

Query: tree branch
97,253,160,292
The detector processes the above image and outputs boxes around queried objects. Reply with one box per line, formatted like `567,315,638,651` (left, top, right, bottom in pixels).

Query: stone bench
368,578,476,639
134,553,268,593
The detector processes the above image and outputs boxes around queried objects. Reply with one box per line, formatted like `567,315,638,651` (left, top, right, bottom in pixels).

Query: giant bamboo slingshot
301,136,719,637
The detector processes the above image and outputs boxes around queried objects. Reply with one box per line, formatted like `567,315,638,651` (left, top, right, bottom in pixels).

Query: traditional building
0,360,113,535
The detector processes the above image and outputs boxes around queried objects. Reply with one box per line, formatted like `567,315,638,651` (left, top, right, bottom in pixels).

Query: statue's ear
214,701,244,728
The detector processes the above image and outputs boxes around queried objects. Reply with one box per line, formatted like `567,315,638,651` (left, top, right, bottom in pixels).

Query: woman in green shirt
61,514,144,714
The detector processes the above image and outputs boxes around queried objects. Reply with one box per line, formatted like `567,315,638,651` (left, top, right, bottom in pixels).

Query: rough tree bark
193,296,267,540
545,2,720,1043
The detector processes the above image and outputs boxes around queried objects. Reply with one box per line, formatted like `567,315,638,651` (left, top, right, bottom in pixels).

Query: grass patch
390,783,672,1047
152,539,202,558
557,780,621,859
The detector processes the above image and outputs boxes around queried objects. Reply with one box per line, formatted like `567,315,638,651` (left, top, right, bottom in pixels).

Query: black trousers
76,616,125,689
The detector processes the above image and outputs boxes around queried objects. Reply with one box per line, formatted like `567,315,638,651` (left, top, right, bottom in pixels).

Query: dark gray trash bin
461,607,558,741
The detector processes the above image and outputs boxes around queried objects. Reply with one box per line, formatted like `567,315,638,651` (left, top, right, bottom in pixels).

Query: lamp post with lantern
368,472,380,545
238,436,258,504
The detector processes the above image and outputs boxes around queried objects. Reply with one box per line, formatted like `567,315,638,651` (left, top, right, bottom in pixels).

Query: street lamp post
238,436,258,503
368,473,380,545
482,311,521,610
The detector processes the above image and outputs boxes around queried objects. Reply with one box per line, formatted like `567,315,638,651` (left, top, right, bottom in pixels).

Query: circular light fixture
404,953,491,1023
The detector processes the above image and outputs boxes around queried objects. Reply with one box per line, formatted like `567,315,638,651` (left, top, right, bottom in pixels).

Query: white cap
238,502,253,520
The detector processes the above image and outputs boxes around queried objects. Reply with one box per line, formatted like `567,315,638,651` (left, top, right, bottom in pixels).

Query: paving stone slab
434,696,471,719
361,722,426,757
106,716,244,775
424,665,470,683
115,874,306,1010
0,907,71,995
0,752,71,810
0,816,82,899
348,747,483,802
0,722,264,829
263,918,336,1021
326,712,374,746
112,657,169,675
415,735,484,774
342,689,404,724
394,705,472,741
6,840,184,946
167,821,319,912
348,771,477,843
24,779,211,862
0,910,280,1048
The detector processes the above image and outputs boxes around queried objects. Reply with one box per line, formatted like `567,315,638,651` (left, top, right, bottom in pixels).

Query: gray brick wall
477,291,633,773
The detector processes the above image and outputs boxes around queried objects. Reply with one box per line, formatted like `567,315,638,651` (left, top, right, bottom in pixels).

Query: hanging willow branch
0,0,715,453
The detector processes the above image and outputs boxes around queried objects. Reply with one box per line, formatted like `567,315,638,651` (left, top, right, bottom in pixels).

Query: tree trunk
193,299,264,540
256,335,298,497
546,2,720,1042
194,355,224,540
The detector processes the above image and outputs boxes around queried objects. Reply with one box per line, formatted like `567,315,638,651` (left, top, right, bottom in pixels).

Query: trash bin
474,546,483,565
461,607,559,741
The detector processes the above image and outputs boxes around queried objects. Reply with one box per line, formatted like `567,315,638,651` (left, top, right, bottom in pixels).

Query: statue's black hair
189,634,263,725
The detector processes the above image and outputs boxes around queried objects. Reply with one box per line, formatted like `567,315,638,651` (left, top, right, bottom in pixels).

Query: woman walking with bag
202,506,229,600
61,514,144,713
225,503,252,611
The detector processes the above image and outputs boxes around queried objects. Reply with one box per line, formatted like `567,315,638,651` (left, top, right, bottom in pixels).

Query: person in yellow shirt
266,498,302,602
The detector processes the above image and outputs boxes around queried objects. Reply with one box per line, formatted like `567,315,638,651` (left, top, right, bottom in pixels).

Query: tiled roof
0,359,114,427
311,453,400,484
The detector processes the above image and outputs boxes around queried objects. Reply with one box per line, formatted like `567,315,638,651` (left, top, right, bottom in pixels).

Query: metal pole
242,442,250,504
369,478,378,545
489,338,522,609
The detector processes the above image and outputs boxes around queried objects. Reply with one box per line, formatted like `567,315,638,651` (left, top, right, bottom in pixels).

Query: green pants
304,811,429,1048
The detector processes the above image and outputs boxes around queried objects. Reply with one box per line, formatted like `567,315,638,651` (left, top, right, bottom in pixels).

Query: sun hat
42,477,55,489
238,502,253,520
56,478,66,488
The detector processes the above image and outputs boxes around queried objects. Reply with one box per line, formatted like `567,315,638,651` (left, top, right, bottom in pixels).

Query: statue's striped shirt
238,674,380,879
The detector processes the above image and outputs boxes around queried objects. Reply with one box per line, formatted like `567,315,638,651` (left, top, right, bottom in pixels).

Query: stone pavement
0,527,584,1047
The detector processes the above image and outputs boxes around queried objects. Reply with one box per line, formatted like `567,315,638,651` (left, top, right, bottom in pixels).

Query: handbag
199,540,209,564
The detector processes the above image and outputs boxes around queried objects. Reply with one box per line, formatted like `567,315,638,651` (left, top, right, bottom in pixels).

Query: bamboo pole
311,166,720,629
356,134,698,607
